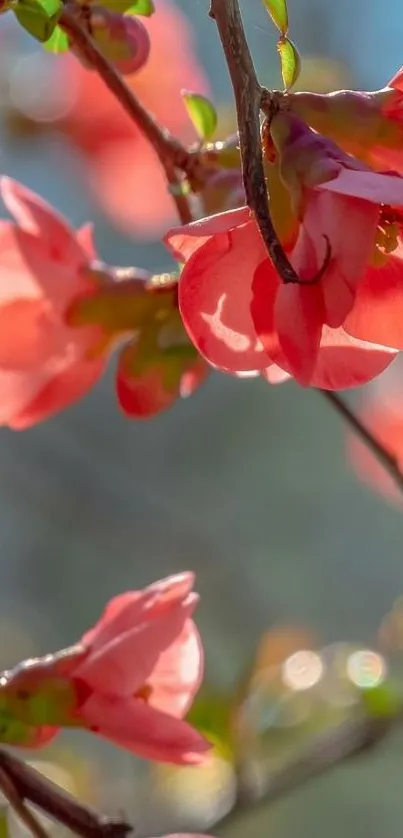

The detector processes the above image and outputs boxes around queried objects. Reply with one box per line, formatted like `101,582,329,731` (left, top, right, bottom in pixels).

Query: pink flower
0,178,208,426
288,65,403,174
0,176,106,428
165,113,403,388
347,367,403,508
0,573,209,765
56,0,209,238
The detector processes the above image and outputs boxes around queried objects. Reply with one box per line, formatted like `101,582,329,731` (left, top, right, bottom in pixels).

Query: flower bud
89,8,150,76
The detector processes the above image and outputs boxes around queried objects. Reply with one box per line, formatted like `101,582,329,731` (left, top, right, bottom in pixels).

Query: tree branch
208,0,302,284
319,390,403,494
0,766,50,838
213,710,394,835
60,4,200,224
0,750,132,838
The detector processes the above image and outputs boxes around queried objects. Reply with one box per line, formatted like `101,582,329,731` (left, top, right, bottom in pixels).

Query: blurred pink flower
1,573,209,765
347,375,403,509
57,0,210,238
0,176,106,429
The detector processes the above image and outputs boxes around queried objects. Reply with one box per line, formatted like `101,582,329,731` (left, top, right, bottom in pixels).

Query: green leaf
123,0,154,15
43,24,69,52
0,809,8,838
277,36,301,90
187,691,234,760
182,90,217,142
261,0,288,35
360,682,402,719
14,0,62,42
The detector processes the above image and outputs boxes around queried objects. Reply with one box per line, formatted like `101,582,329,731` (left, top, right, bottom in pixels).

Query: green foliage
277,36,301,90
360,681,402,719
0,809,8,838
187,691,234,760
124,0,154,16
43,24,69,52
14,0,62,42
261,0,288,35
182,91,218,142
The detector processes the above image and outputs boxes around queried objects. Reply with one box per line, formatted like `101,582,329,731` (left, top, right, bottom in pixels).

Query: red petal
347,395,403,508
165,207,251,262
179,224,270,372
10,358,104,429
81,573,195,649
254,266,397,390
308,327,397,389
389,65,403,91
76,593,198,696
147,619,203,718
76,223,97,260
318,168,403,206
81,694,210,765
1,178,86,268
344,248,403,348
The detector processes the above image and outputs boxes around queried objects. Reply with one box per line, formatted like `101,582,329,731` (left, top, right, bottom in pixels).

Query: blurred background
1,0,403,836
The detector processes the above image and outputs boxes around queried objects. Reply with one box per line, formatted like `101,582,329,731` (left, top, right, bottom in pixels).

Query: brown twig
0,750,132,838
60,4,199,224
319,390,403,493
0,767,50,838
208,0,306,284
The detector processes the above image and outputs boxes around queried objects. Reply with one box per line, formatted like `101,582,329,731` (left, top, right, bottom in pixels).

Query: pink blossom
1,574,209,765
0,177,105,428
165,114,403,388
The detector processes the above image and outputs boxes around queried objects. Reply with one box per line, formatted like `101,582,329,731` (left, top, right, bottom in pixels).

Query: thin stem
60,5,199,224
213,710,393,835
320,390,403,493
208,0,303,284
0,751,132,838
0,768,50,838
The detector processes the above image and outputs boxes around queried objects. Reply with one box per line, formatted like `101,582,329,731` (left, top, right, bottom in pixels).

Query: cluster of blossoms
170,67,403,391
3,50,403,425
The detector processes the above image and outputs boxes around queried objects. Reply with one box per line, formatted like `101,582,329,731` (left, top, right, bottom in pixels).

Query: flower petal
299,191,379,327
274,283,323,383
344,247,403,348
76,592,198,696
9,357,105,429
1,177,86,268
116,342,179,418
147,618,203,718
389,66,403,91
81,573,195,650
76,223,97,260
178,225,270,372
317,168,403,205
0,299,70,370
81,694,210,765
309,328,397,389
165,207,251,263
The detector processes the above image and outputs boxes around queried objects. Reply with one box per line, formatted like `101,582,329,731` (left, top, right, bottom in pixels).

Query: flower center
134,684,152,702
372,207,403,266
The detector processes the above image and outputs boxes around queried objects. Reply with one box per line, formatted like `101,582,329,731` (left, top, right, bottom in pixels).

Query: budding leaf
124,0,154,15
277,36,301,90
261,0,288,35
14,0,62,42
43,24,69,52
182,91,217,142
